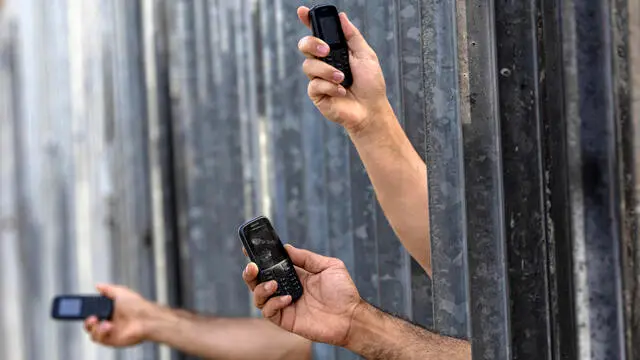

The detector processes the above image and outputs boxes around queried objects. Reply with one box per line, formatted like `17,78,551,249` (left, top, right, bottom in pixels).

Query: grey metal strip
213,1,251,316
164,0,197,311
419,0,468,336
0,23,27,360
106,1,157,359
342,0,381,310
622,0,640,355
396,0,435,330
562,0,627,358
461,0,511,358
365,0,413,319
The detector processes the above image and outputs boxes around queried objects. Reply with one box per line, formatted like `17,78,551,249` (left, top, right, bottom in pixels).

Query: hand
242,245,363,347
84,284,155,347
296,6,390,135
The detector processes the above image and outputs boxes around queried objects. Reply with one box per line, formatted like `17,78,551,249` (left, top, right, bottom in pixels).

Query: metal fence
0,0,638,360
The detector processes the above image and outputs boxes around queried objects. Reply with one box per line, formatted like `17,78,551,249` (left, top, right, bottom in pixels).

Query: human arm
84,284,312,360
346,302,471,360
242,245,471,359
296,7,431,274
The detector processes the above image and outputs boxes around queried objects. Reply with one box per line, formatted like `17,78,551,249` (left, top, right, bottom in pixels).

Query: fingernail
337,86,347,96
317,44,330,55
333,72,344,82
282,296,291,303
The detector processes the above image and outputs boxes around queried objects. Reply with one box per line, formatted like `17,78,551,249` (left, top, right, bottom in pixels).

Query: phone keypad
84,296,113,320
259,261,303,302
323,48,353,88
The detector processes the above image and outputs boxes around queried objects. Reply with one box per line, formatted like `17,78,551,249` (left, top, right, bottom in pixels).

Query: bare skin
242,245,471,360
84,284,311,360
296,6,431,275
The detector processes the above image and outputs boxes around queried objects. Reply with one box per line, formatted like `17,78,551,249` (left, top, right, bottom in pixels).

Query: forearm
346,301,470,360
146,305,312,360
348,103,431,274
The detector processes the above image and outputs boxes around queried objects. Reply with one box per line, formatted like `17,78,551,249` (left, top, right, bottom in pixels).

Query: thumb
285,245,336,274
339,13,371,54
96,283,125,299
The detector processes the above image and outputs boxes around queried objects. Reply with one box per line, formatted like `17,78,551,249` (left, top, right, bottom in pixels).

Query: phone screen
58,298,82,316
245,222,288,269
320,16,341,45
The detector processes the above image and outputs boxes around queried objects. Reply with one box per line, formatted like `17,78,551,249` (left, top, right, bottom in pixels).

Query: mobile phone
238,216,303,302
309,4,353,88
51,295,114,321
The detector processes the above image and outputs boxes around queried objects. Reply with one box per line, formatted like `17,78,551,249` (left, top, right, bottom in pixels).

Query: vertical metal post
419,0,469,336
462,0,511,358
558,0,627,358
0,21,26,360
365,0,413,319
494,0,553,358
141,0,182,359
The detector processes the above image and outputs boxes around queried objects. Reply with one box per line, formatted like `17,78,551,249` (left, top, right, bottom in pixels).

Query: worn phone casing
51,295,113,321
238,216,303,302
309,4,353,88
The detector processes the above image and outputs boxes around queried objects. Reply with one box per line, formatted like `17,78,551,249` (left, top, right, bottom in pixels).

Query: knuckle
310,78,325,89
302,59,312,72
331,258,346,268
262,305,274,318
298,36,313,50
308,80,318,96
254,294,266,308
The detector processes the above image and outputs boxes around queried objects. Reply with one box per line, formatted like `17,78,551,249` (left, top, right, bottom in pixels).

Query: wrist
143,302,178,343
344,300,393,355
346,101,396,141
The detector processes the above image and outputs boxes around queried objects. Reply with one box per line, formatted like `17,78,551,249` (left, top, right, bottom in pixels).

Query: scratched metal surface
460,0,511,358
0,1,159,360
417,0,469,336
3,0,640,360
560,0,627,358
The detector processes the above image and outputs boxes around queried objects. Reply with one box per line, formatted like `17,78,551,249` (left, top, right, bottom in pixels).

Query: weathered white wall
0,1,155,359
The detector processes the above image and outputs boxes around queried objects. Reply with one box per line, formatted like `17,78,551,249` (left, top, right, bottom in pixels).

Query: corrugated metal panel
2,0,639,360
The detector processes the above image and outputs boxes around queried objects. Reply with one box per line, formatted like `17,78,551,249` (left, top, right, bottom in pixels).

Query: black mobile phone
51,295,114,321
238,216,303,302
309,4,353,88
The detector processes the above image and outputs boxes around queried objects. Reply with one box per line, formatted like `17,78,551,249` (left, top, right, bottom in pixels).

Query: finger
285,244,339,274
96,283,126,299
254,280,278,309
95,321,113,343
262,296,292,320
339,13,372,54
298,36,330,59
294,265,309,281
90,322,102,342
302,58,344,83
308,78,347,99
84,316,98,333
242,262,260,291
297,6,311,29
242,246,248,257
